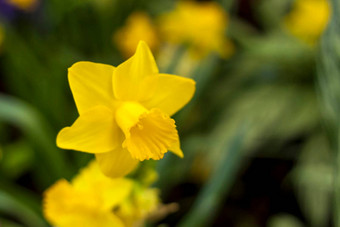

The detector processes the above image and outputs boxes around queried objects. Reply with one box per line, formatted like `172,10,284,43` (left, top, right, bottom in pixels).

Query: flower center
116,102,178,161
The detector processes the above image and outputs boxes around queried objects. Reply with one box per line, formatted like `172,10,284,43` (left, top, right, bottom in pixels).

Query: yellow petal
57,106,122,153
116,102,178,161
72,160,134,209
95,147,139,178
113,41,159,101
43,179,124,227
68,61,117,114
43,179,74,226
169,136,184,158
56,212,124,227
140,74,196,116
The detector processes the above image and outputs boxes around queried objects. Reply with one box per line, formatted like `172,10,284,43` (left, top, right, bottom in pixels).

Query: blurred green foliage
0,0,336,226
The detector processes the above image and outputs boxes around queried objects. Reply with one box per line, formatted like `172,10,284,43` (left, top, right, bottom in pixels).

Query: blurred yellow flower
57,41,195,177
284,0,330,45
114,12,159,57
6,0,37,11
43,161,160,227
158,1,234,59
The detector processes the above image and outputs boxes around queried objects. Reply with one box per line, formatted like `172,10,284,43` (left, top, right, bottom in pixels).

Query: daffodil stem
0,94,72,182
336,129,340,227
178,127,245,227
217,0,235,11
165,45,186,74
0,190,48,227
317,0,340,225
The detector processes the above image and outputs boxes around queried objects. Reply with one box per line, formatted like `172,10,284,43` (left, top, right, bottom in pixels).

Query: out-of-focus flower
284,0,330,45
5,0,37,11
43,161,160,227
0,0,37,19
158,1,234,59
0,0,16,18
114,12,159,57
56,41,195,177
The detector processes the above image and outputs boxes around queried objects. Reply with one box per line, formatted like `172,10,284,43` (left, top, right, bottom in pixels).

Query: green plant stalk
164,45,187,74
156,54,220,191
178,127,245,227
336,128,340,227
0,191,48,227
317,0,340,226
218,0,235,11
0,94,72,182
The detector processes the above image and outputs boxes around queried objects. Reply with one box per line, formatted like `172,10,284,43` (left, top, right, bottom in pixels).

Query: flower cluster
114,1,233,60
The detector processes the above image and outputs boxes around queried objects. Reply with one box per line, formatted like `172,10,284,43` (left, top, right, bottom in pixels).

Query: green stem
178,127,245,227
164,45,187,74
0,94,72,182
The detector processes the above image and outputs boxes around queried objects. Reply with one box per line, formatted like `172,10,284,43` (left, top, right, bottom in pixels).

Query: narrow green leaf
0,218,25,227
0,191,47,227
178,127,245,227
317,1,340,226
0,94,71,181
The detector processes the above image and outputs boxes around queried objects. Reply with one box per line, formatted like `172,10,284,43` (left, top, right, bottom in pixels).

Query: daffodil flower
5,0,38,11
57,41,195,177
158,1,234,59
284,0,330,45
114,12,159,57
43,161,160,227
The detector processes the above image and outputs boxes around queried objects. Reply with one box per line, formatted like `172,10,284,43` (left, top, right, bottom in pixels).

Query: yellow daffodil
56,41,195,177
43,161,160,227
114,12,159,57
6,0,37,11
158,1,234,59
284,0,330,45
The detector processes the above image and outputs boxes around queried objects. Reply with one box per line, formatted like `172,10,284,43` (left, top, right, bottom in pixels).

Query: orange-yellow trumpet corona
57,41,196,177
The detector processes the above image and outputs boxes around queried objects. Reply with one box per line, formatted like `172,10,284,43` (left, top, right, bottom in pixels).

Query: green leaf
292,134,333,227
0,94,72,183
317,1,340,226
0,218,25,227
0,140,34,179
178,127,245,227
268,214,305,227
0,191,47,227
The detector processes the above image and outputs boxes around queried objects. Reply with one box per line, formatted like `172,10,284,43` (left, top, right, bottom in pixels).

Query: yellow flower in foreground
158,1,233,59
284,0,330,45
57,41,195,177
43,161,160,227
114,12,159,57
6,0,37,10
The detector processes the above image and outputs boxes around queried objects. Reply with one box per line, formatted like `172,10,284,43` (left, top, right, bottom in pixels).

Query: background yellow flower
158,1,234,59
5,0,37,11
284,0,330,45
43,161,160,227
114,12,159,57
